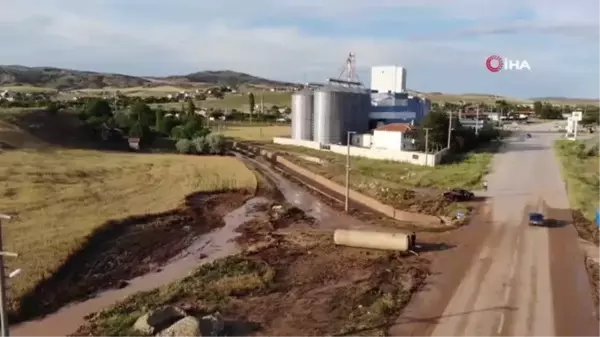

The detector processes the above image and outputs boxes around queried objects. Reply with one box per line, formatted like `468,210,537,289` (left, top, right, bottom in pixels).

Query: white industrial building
370,66,407,93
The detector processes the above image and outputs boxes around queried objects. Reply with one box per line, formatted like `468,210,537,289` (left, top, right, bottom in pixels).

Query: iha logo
485,55,531,72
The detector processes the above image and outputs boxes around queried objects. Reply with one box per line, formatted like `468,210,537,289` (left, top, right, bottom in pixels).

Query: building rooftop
376,123,414,132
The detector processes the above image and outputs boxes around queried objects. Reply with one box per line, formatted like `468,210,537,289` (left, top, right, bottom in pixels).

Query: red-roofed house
371,123,417,151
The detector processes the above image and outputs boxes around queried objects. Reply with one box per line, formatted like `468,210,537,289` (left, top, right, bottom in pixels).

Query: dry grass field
0,149,257,310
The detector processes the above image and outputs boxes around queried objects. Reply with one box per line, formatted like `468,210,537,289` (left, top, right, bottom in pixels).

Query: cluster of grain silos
290,84,370,145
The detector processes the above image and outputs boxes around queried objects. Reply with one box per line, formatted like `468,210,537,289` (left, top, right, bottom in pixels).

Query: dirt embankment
75,204,430,336
571,210,600,314
12,190,250,324
572,210,599,246
585,259,600,320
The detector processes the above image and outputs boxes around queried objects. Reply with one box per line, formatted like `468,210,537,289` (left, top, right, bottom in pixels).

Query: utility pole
345,131,356,212
475,105,480,136
423,128,431,166
0,213,20,337
447,110,453,149
260,91,264,115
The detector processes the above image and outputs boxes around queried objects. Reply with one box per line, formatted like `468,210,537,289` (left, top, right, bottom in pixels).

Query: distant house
371,123,418,151
0,90,16,102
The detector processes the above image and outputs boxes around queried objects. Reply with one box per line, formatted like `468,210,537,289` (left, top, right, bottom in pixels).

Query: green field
554,139,599,221
257,142,495,217
151,92,291,112
0,86,58,93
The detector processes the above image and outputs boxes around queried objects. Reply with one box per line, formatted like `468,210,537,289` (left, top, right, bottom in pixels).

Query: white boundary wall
273,137,447,167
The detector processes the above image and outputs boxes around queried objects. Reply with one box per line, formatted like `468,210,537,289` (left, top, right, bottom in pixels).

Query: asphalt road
427,123,598,336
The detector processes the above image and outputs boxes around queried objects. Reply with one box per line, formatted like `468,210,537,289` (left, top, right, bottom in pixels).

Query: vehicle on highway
443,188,475,202
526,133,532,138
528,212,545,226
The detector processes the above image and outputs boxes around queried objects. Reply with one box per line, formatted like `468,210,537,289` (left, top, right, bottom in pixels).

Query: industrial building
369,92,430,128
285,56,442,166
290,82,371,145
371,66,407,93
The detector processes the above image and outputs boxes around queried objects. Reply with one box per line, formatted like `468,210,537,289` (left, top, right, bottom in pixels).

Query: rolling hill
0,65,294,90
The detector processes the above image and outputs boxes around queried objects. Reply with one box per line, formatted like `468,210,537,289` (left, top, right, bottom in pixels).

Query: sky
0,0,598,99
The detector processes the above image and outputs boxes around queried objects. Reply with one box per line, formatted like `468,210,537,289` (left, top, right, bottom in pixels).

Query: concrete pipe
333,229,416,252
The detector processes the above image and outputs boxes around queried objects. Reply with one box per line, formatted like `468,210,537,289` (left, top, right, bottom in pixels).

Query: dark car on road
528,212,545,226
443,188,475,202
526,133,532,138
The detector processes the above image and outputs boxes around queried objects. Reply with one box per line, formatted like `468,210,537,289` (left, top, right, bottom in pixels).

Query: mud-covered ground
572,210,599,246
74,204,430,336
13,191,250,323
585,259,600,320
271,161,481,232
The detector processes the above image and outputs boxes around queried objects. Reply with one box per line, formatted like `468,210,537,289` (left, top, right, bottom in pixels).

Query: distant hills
0,65,294,90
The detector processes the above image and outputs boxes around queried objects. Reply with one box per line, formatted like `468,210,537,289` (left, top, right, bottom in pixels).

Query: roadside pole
344,131,356,212
424,128,431,166
447,110,453,149
475,105,480,136
0,213,21,337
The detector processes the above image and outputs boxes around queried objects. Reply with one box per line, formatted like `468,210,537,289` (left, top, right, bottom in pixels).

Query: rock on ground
157,316,201,337
133,306,186,335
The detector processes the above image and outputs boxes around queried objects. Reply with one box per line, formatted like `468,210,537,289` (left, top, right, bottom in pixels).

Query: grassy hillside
0,66,293,91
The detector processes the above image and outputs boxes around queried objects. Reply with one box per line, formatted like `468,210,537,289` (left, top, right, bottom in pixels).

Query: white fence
272,137,447,166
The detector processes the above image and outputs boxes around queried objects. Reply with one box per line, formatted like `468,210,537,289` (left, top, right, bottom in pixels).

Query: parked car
528,212,545,226
443,188,475,202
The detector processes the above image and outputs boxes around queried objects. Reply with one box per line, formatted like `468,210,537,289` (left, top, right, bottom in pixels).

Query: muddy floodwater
12,155,368,336
11,196,271,336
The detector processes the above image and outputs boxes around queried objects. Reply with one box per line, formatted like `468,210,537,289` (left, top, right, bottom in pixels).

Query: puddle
237,154,367,230
11,197,271,336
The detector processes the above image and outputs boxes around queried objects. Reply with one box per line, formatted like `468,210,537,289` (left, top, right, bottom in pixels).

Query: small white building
370,123,417,151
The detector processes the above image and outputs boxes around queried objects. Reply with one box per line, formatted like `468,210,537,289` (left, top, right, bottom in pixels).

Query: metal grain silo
357,88,372,133
313,86,343,144
291,89,314,140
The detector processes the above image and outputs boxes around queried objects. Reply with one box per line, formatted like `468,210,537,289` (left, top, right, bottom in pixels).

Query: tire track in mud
388,205,493,336
546,205,599,336
451,222,508,336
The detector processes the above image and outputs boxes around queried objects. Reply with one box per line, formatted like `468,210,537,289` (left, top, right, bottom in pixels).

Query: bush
114,111,132,129
175,139,194,154
128,122,144,138
159,116,181,135
171,125,186,139
192,136,210,154
206,133,226,154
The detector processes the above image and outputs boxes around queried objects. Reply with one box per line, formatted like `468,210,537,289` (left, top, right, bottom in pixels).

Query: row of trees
76,98,227,154
418,110,500,153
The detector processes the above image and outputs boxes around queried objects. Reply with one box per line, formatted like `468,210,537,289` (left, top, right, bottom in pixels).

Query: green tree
113,111,133,129
130,102,154,126
155,108,165,131
175,139,193,154
206,133,226,154
248,92,255,114
419,110,449,151
160,115,181,135
186,100,196,116
84,99,112,119
46,101,60,115
192,136,210,154
533,101,543,116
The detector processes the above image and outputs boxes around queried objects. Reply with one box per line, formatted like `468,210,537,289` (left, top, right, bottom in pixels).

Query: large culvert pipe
333,229,416,252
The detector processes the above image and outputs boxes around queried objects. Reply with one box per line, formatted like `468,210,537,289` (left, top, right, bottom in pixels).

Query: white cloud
0,0,597,98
